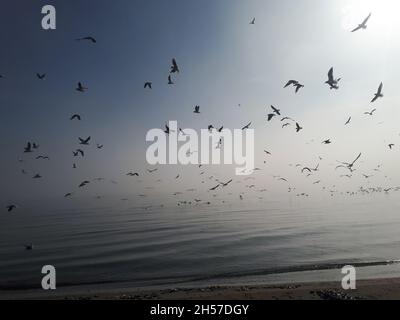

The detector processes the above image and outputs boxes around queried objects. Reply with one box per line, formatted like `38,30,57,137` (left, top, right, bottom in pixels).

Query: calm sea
1,193,400,295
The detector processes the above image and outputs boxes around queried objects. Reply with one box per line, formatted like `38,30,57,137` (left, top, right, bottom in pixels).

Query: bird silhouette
170,59,180,73
36,73,46,80
76,82,88,92
242,122,252,130
6,205,17,212
371,82,383,103
79,136,91,145
270,105,281,115
76,36,96,43
144,82,152,89
351,13,372,32
325,67,341,89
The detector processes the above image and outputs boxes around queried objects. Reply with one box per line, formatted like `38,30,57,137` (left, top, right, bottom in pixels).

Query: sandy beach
2,277,400,300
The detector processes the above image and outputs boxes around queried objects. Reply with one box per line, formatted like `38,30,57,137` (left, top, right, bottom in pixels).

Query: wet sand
2,277,400,300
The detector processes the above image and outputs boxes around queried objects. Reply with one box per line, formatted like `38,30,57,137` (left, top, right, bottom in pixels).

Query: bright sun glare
342,0,400,34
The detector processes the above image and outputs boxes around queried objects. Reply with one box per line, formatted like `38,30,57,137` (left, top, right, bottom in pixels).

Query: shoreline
2,277,400,300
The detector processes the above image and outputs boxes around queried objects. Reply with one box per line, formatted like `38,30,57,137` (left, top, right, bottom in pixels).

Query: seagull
33,174,42,179
36,155,50,160
220,179,233,187
127,172,139,177
282,123,291,128
371,82,383,103
24,244,34,251
170,58,180,73
70,114,81,120
76,36,96,43
79,181,90,188
64,193,72,198
284,80,300,88
147,169,158,173
76,82,88,92
36,73,46,80
209,184,220,191
345,117,352,125
144,82,152,89
267,114,276,121
194,105,200,114
284,80,304,93
250,17,256,25
296,123,303,132
325,67,341,89
32,143,39,150
389,144,395,150
168,75,174,85
6,205,17,212
322,139,332,145
351,13,372,32
338,153,362,171
164,124,170,135
79,136,91,145
264,150,272,155
96,144,103,149
24,142,32,153
364,109,377,116
281,117,294,122
242,122,252,130
270,105,281,115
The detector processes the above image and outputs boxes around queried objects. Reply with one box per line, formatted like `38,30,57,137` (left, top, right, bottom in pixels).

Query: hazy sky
2,0,400,206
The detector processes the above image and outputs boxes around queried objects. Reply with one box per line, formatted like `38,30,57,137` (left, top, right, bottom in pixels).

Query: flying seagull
6,205,17,212
364,109,377,116
389,144,395,150
284,80,304,93
345,117,352,125
79,181,90,188
144,82,152,89
194,105,200,114
168,75,174,85
250,17,256,25
36,155,50,160
267,114,276,121
36,73,46,80
76,36,96,43
296,123,303,132
325,67,341,89
371,82,383,103
270,105,281,115
351,13,372,33
322,139,332,145
127,172,139,177
79,136,91,145
242,122,252,130
76,82,88,92
170,59,180,73
70,114,81,121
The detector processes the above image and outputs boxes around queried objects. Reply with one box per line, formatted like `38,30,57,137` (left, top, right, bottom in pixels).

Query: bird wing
362,13,372,25
377,82,383,94
351,153,362,166
351,25,362,33
327,68,334,81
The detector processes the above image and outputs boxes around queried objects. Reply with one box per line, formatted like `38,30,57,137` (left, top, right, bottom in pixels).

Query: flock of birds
3,12,400,251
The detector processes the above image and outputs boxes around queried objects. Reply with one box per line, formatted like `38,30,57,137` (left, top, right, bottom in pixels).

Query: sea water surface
1,194,400,293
